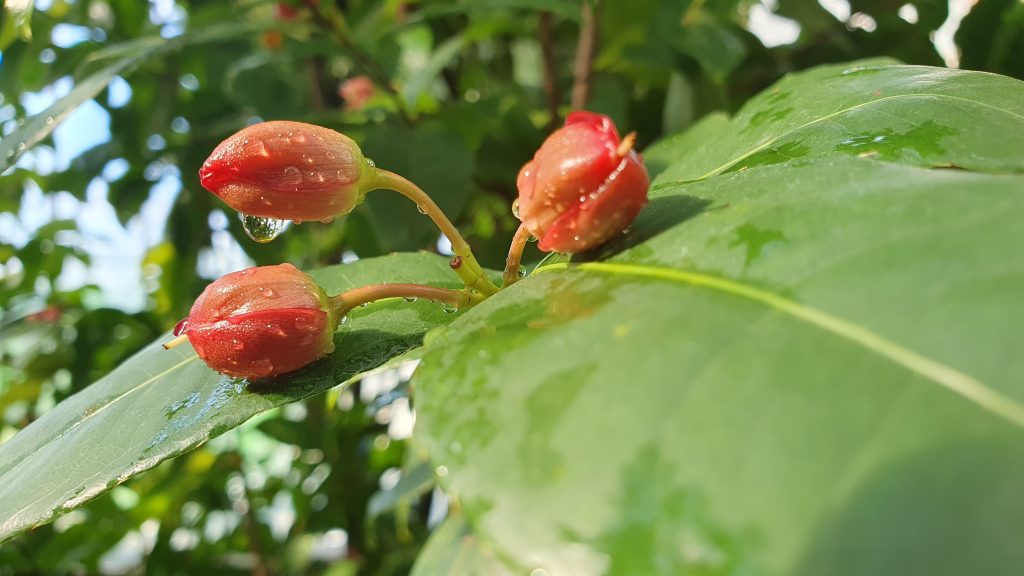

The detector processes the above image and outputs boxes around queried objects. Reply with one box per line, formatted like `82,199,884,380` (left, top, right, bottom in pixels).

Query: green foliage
414,61,1024,574
2,0,1022,573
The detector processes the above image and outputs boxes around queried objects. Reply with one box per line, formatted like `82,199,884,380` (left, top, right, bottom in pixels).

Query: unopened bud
199,121,374,223
179,263,337,379
516,112,649,253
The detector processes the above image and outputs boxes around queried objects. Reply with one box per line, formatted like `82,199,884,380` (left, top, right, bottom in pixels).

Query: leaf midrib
0,354,199,482
534,262,1024,429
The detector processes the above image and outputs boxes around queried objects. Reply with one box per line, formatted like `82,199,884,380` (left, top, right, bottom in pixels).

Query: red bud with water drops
515,111,649,253
199,121,375,236
173,264,337,379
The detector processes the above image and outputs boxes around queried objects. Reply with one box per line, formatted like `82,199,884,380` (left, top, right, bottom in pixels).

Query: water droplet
573,235,580,241
320,216,334,224
281,165,302,185
579,194,586,203
403,297,418,302
365,158,376,168
5,150,13,158
449,256,462,269
416,204,427,214
240,214,287,243
517,265,526,278
440,302,458,314
249,358,274,377
232,340,245,351
262,287,275,297
17,142,26,151
340,315,349,325
527,235,538,243
436,465,449,477
45,116,54,125
173,318,190,336
511,198,521,219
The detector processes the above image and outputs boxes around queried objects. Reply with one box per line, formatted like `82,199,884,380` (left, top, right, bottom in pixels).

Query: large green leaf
412,61,1024,574
0,253,461,542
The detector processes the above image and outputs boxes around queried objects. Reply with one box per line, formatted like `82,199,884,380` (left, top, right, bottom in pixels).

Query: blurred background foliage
0,0,1020,573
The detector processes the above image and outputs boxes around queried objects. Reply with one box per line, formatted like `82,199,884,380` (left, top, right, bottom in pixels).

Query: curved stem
502,222,533,287
331,283,470,317
371,169,500,298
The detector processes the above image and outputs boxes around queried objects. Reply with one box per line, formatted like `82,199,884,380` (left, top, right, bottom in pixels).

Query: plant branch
314,6,414,124
571,0,599,110
371,169,501,298
502,223,533,286
539,11,562,130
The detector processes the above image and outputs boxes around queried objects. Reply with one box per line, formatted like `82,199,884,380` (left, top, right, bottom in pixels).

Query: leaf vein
535,262,1024,429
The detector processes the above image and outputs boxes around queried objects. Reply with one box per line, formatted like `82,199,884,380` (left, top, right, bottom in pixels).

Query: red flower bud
339,76,376,111
515,111,649,253
199,121,373,223
180,264,337,379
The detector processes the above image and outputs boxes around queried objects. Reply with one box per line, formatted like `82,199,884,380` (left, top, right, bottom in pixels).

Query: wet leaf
0,253,462,541
413,62,1024,574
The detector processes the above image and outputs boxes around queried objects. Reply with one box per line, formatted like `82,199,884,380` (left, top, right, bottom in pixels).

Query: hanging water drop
45,116,55,125
416,204,427,214
403,296,418,302
526,234,538,243
365,158,376,168
516,265,527,278
340,315,349,326
511,198,521,219
240,213,287,243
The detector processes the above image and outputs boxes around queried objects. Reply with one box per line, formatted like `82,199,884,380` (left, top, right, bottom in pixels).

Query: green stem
502,222,532,286
331,283,470,317
371,169,501,301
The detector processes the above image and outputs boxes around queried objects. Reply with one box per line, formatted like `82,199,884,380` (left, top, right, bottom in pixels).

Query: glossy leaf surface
413,61,1024,575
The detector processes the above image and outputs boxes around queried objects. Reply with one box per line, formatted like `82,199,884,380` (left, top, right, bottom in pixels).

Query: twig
571,0,599,110
538,12,562,130
313,6,415,125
